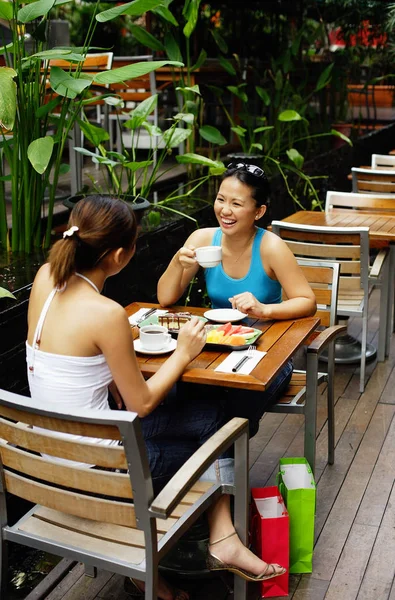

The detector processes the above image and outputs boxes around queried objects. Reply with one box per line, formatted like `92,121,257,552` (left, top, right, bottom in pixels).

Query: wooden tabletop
281,209,395,243
126,303,320,392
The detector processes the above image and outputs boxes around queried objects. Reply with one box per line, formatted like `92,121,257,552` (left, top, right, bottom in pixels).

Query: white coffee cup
139,325,172,351
195,245,222,268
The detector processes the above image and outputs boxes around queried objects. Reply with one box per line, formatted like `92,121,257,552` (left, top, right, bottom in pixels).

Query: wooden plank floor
25,289,395,600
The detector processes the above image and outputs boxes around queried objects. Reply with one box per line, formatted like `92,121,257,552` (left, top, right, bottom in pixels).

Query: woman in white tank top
26,196,286,599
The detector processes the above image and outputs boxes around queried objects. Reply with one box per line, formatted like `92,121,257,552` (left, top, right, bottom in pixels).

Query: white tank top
26,276,117,467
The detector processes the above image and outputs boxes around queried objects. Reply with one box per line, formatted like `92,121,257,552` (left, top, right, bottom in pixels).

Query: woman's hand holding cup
178,245,197,270
176,316,206,361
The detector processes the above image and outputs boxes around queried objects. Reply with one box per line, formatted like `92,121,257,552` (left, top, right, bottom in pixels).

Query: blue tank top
205,228,282,309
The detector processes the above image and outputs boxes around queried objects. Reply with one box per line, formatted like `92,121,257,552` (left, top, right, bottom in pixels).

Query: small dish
134,338,177,355
204,308,247,323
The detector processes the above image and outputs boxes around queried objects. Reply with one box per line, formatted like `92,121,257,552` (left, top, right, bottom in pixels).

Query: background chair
0,389,249,600
326,189,395,347
265,260,345,474
371,154,395,169
271,221,390,393
351,167,395,194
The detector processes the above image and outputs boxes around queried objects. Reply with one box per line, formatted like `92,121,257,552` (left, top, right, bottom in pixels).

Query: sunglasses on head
227,162,265,178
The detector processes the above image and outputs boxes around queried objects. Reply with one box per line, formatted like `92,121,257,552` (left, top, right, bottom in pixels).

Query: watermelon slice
239,326,256,334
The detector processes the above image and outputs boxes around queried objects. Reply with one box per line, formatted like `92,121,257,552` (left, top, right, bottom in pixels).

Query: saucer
134,338,177,355
204,308,247,323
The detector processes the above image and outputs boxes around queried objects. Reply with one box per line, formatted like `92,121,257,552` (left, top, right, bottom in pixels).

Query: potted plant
71,89,226,226
0,0,181,253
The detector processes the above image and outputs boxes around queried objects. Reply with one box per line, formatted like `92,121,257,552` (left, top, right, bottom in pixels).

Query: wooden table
281,208,395,342
126,303,320,392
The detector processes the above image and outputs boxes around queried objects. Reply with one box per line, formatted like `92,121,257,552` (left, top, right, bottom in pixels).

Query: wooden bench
0,389,249,600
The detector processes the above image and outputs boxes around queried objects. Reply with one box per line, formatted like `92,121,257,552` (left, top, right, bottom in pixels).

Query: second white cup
139,325,172,351
195,245,222,268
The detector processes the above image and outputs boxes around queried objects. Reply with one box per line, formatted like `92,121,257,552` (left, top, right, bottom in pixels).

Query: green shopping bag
277,457,316,574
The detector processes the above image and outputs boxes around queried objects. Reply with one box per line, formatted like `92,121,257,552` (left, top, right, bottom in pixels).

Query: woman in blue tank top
158,163,316,437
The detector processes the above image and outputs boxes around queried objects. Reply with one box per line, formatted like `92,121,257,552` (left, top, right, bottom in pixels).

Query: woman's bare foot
209,530,284,578
127,575,189,600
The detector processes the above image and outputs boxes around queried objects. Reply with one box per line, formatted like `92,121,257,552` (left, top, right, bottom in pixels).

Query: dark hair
49,195,137,288
222,163,270,206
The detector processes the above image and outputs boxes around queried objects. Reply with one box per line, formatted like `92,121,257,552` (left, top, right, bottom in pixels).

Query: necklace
75,272,100,294
232,229,257,264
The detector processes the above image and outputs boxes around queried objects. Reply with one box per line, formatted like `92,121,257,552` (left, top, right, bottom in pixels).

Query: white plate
134,338,177,355
203,308,247,323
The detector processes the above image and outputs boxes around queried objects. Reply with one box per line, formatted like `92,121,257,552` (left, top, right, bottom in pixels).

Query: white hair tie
63,226,79,239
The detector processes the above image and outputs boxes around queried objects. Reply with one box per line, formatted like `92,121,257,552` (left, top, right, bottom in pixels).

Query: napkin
214,349,266,375
128,308,167,326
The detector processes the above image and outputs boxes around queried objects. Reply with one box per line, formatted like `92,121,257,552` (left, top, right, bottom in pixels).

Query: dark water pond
6,543,61,599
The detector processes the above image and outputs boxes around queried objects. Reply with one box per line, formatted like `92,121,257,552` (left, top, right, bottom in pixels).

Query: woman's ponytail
48,229,79,289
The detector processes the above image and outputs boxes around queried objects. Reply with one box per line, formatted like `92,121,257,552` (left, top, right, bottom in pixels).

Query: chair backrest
271,221,370,298
0,389,156,536
294,260,340,328
48,52,114,71
110,55,156,105
352,167,395,194
371,154,395,170
325,190,395,214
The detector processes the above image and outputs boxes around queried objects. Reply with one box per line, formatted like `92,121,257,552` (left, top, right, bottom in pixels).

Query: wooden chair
351,167,395,194
265,260,346,474
47,52,114,195
371,154,395,170
326,189,395,349
0,390,249,600
271,221,390,393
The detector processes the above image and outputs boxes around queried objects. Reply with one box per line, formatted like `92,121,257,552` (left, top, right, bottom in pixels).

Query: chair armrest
369,249,389,278
307,324,347,355
149,417,248,519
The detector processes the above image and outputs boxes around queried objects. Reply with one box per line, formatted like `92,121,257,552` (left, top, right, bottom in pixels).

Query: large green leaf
0,41,15,55
0,67,16,130
227,85,248,103
78,120,109,146
50,67,93,98
199,125,227,145
164,32,182,62
183,0,201,39
176,153,224,168
256,86,270,106
27,49,86,62
314,63,334,92
191,48,207,72
163,127,191,148
123,160,154,171
153,4,178,25
278,109,303,122
130,93,158,119
28,136,54,174
286,148,304,169
0,287,16,300
129,24,165,51
218,54,236,76
0,2,13,20
330,128,353,146
176,84,201,96
96,0,163,22
210,29,227,53
18,0,56,23
94,60,183,84
231,126,246,137
174,112,195,124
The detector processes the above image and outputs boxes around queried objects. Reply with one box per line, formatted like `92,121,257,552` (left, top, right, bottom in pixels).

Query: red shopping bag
250,486,289,598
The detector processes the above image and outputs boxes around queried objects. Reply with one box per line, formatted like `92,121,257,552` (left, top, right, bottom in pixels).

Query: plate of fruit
204,322,262,350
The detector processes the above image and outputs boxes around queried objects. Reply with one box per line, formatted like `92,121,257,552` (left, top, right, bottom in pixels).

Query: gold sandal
206,531,286,583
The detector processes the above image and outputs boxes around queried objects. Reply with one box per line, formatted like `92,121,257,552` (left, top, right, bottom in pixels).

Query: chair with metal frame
371,154,395,170
271,221,390,394
265,260,345,475
326,189,395,349
0,389,249,600
351,166,395,194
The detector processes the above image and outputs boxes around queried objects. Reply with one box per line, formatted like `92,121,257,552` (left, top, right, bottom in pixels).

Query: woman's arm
230,233,316,320
97,304,206,417
157,229,214,306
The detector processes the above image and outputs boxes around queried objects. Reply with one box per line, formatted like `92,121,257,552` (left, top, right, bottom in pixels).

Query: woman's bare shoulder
186,227,218,247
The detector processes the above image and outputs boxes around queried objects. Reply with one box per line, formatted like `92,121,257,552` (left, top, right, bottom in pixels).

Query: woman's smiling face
214,176,266,234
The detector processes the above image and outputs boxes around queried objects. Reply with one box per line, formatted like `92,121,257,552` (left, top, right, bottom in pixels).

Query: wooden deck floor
23,289,395,600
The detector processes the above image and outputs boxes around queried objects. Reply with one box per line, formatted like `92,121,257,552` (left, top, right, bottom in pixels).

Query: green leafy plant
0,0,178,253
0,286,16,300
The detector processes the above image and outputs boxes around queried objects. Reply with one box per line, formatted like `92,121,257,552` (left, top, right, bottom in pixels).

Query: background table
127,303,320,392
